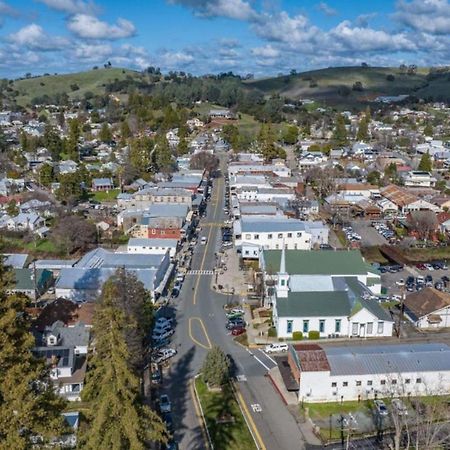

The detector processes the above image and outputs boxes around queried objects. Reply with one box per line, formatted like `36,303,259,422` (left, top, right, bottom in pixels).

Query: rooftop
263,249,369,275
404,288,450,320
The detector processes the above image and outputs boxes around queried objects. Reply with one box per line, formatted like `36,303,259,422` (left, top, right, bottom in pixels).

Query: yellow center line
233,382,267,450
193,177,223,305
189,317,213,350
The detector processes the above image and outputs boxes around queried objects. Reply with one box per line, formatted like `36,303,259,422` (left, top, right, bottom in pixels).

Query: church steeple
277,242,289,298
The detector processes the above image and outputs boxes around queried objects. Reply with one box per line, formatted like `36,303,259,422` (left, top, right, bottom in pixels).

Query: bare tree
408,211,438,241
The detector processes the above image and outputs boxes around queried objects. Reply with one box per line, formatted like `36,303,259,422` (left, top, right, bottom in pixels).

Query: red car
416,264,426,270
231,327,246,336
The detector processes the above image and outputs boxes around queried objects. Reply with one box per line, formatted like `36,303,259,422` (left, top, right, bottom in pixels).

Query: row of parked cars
374,398,408,417
400,274,450,292
415,261,448,271
342,226,361,242
372,222,395,240
224,307,246,336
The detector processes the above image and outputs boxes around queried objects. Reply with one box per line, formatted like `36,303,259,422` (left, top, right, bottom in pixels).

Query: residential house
91,177,113,192
209,109,234,119
404,288,450,329
6,212,46,231
58,160,78,175
380,185,441,215
33,321,90,401
403,171,436,188
287,342,450,403
11,268,53,300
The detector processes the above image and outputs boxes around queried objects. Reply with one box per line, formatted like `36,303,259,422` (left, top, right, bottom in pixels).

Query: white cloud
251,44,279,58
316,2,337,16
159,51,194,67
36,0,99,15
169,0,256,20
8,24,69,51
73,42,112,60
395,0,450,34
68,14,136,39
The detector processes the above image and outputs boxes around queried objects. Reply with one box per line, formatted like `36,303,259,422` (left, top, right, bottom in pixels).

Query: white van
264,343,288,354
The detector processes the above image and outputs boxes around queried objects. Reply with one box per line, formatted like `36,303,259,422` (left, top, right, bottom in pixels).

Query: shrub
308,330,320,340
292,331,303,341
268,327,277,338
386,74,395,82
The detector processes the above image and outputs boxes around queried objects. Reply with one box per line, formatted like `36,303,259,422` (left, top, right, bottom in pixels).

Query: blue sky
0,0,449,78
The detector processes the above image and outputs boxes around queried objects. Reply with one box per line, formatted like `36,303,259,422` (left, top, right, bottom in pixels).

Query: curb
266,371,288,406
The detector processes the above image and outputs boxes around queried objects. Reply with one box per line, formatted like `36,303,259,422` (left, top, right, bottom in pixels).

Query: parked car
395,279,405,287
230,307,244,315
231,327,246,336
152,329,175,341
391,398,408,416
265,343,288,353
226,320,245,330
159,394,172,413
153,321,173,333
171,286,180,298
151,369,162,385
226,311,243,320
201,236,208,245
175,273,185,283
152,348,177,364
374,400,388,416
155,317,174,328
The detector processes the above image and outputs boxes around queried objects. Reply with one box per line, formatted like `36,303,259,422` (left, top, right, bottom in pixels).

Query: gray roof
34,259,76,270
142,204,189,219
241,217,306,233
45,321,90,347
56,267,158,291
92,177,113,186
75,248,164,269
3,253,28,268
325,343,450,376
128,238,178,248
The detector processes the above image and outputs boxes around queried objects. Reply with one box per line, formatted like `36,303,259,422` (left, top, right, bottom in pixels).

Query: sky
0,0,449,78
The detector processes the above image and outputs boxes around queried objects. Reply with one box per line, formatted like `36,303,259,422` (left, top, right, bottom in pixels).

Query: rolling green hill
244,66,450,107
11,68,141,106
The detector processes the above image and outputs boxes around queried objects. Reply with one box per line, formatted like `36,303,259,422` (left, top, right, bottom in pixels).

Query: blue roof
92,178,113,186
3,253,28,268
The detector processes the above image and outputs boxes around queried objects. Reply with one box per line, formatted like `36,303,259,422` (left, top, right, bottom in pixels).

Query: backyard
195,378,255,450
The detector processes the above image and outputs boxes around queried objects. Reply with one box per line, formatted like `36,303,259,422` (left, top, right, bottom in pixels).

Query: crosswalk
187,269,214,275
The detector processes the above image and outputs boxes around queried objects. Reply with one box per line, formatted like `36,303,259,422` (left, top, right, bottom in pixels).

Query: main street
164,155,309,450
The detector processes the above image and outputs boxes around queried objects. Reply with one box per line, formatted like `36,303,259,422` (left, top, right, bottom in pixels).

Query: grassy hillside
245,66,449,108
12,68,141,106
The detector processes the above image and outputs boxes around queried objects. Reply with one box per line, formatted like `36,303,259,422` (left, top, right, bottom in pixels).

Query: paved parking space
351,220,388,247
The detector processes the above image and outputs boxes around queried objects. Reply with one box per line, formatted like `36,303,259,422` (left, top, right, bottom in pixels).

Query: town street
164,155,309,450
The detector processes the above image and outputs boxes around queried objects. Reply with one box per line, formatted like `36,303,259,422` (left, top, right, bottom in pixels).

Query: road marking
246,348,270,371
193,177,222,305
258,349,277,365
233,382,267,450
187,269,214,275
188,317,213,350
251,403,262,413
190,378,212,450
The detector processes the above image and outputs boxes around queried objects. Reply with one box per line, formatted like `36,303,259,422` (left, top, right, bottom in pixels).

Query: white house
403,171,436,188
234,217,329,257
404,288,450,329
288,342,450,403
127,237,178,258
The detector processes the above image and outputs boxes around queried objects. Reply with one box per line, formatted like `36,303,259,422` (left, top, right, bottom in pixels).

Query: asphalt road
164,154,308,450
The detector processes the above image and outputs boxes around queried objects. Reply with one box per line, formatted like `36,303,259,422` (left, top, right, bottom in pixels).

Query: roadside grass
195,378,256,450
403,247,450,262
90,188,120,202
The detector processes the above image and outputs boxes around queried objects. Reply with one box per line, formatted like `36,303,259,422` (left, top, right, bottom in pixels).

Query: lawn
90,189,120,202
1,237,62,257
195,378,255,450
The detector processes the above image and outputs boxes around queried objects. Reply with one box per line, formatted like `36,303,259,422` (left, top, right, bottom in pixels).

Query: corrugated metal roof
240,217,306,233
325,343,450,376
128,238,178,248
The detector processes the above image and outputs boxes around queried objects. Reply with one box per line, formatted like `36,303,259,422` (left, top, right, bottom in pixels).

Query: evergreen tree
129,137,153,175
356,115,369,141
332,114,348,147
43,124,63,161
418,151,432,172
121,120,132,140
258,123,285,162
81,283,166,450
20,131,29,152
281,124,298,145
38,163,54,187
0,260,66,449
154,136,173,173
66,118,80,161
99,122,112,143
202,346,230,387
177,136,189,155
423,123,433,137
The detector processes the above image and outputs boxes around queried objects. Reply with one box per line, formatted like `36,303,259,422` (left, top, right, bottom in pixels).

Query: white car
175,273,185,283
265,343,288,354
391,398,408,416
396,279,405,287
152,348,177,364
152,329,174,341
201,236,207,245
231,307,244,315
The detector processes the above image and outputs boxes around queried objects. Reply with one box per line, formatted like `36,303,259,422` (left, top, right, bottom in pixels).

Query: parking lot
380,262,449,297
351,220,389,247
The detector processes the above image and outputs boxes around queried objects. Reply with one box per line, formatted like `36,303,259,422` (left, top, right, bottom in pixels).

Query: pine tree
177,136,189,155
0,260,66,449
66,118,80,161
332,114,348,147
202,346,230,387
81,285,166,450
418,151,432,172
154,136,173,173
99,122,112,143
356,115,369,141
